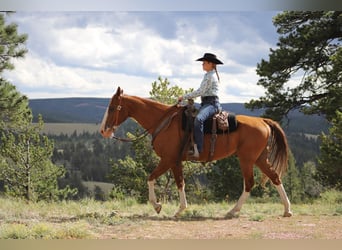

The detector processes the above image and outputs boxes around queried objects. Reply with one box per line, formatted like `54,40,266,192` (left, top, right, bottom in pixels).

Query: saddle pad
181,108,238,134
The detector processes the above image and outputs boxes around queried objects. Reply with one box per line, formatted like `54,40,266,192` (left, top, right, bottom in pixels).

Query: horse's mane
126,95,176,111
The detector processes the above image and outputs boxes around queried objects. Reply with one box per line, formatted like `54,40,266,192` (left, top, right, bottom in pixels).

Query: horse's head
100,87,128,138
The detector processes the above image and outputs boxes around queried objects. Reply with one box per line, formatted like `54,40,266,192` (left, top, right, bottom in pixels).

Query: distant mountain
29,98,329,134
29,98,109,124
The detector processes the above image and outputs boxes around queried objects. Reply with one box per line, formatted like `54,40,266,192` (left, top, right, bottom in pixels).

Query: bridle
107,93,149,142
109,92,123,128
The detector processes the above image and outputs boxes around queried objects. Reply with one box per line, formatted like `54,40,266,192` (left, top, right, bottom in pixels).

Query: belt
201,96,218,102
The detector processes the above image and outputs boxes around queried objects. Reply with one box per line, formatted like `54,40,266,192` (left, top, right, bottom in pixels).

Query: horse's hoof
283,211,293,217
225,212,238,219
225,213,234,219
173,206,187,218
154,204,162,214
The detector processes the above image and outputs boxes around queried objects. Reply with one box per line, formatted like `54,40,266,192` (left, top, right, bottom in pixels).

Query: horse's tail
262,119,289,184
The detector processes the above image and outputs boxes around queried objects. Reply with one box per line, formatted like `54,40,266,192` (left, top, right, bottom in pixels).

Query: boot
188,144,199,158
193,144,199,157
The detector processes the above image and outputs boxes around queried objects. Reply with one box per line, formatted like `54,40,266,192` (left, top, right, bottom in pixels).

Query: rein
111,129,150,142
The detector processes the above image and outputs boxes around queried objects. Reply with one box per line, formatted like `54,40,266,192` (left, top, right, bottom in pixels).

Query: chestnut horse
100,87,293,218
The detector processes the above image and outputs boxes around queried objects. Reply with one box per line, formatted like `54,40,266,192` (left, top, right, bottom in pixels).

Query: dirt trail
93,214,342,239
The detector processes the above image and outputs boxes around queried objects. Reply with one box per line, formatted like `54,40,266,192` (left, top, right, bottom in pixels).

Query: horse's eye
108,106,115,112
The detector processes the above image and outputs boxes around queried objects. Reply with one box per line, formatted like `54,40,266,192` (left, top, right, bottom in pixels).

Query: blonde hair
206,61,220,82
214,65,220,82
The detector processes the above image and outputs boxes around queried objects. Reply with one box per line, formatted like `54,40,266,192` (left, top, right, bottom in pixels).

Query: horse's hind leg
256,156,292,217
275,184,292,217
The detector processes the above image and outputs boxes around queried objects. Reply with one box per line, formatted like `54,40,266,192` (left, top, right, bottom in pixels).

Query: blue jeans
194,98,221,153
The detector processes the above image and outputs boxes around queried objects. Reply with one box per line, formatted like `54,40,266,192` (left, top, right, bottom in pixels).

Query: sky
4,11,281,103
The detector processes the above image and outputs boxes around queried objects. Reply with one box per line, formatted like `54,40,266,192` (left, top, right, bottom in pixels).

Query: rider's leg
193,104,216,154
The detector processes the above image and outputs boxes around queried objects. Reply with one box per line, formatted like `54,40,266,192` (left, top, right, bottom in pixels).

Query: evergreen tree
300,161,323,200
317,111,342,190
245,11,341,196
0,116,77,201
207,156,242,201
0,13,28,74
0,13,30,132
149,76,187,104
0,13,77,201
246,11,342,122
282,151,302,203
0,79,32,132
110,155,151,203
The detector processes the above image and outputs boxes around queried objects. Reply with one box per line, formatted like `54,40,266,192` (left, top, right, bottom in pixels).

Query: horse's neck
126,96,171,131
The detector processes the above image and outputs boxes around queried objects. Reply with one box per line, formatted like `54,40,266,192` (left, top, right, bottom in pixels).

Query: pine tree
149,76,187,105
0,13,77,201
246,11,342,122
317,111,342,190
0,79,31,132
0,13,30,132
0,116,77,201
0,13,28,74
300,161,323,201
282,151,302,203
207,156,242,201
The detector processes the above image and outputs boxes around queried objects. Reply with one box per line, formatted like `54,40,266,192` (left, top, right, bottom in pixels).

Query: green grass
0,221,91,239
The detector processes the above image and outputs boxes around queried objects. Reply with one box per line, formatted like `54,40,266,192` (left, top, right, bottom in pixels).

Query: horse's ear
115,87,122,96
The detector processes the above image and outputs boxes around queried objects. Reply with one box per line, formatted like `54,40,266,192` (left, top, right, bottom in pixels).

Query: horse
100,87,293,218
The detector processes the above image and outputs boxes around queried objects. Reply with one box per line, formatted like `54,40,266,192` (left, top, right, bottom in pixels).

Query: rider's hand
178,96,183,103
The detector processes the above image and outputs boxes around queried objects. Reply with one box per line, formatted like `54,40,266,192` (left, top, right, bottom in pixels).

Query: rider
178,53,223,158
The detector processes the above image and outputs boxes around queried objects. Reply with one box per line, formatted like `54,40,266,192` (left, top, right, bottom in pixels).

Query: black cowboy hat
196,53,223,65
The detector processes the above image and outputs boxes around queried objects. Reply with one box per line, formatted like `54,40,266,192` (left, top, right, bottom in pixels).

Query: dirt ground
92,214,342,239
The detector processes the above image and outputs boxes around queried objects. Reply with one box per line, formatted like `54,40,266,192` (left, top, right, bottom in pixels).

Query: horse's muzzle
100,126,117,138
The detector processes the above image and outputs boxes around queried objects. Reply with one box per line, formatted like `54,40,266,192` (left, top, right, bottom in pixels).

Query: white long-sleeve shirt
183,70,219,100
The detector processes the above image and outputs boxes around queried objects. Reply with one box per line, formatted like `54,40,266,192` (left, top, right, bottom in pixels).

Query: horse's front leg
174,182,187,217
147,160,170,214
147,179,162,214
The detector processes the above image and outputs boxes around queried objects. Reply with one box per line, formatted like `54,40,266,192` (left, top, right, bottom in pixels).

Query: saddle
181,107,238,134
180,103,238,162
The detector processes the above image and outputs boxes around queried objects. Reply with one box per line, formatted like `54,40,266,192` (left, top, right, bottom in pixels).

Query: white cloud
6,52,156,98
5,11,277,103
51,26,124,67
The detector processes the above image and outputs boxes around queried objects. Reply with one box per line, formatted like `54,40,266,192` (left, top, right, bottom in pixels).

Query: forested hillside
29,98,329,134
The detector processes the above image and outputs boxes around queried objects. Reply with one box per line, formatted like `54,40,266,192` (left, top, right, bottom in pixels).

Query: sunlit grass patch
0,221,92,239
53,221,93,239
0,223,30,239
31,223,56,239
249,214,265,222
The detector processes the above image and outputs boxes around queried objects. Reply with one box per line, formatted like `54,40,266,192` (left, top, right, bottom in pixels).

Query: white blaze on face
100,107,109,134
